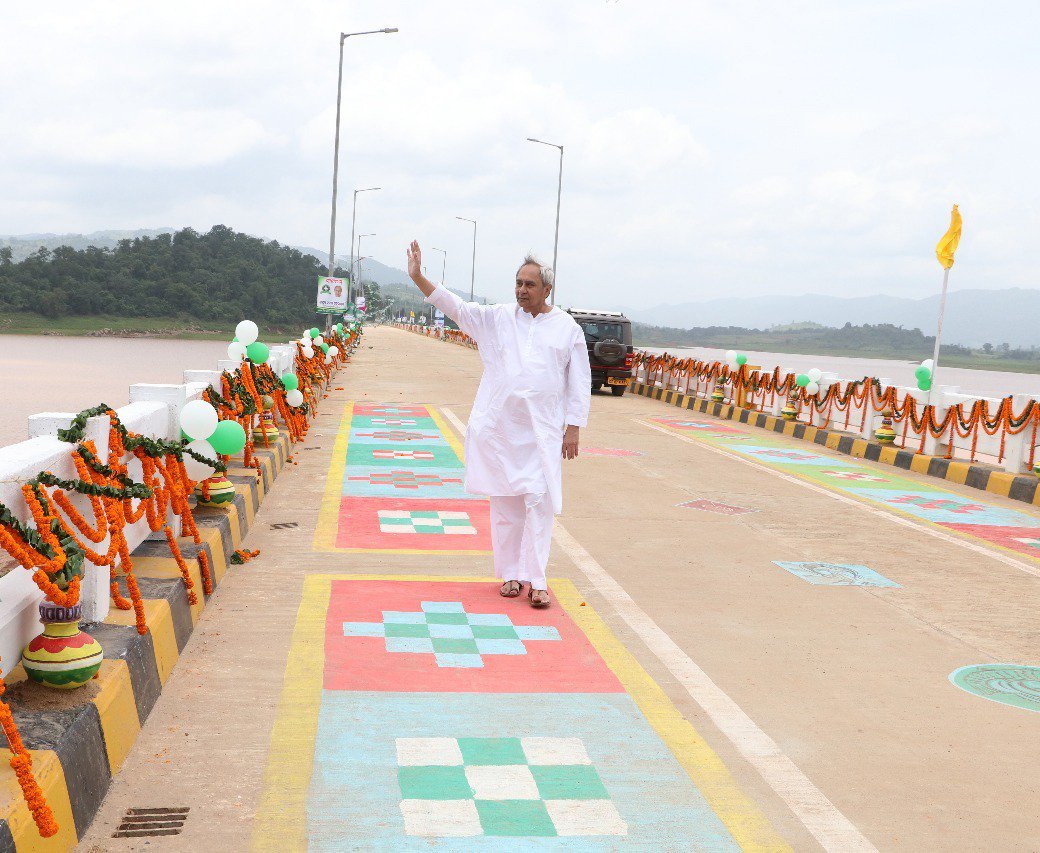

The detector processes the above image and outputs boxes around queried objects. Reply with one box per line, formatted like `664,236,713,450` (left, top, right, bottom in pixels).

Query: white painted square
464,764,539,800
545,800,628,836
521,737,591,766
395,737,463,766
399,799,482,837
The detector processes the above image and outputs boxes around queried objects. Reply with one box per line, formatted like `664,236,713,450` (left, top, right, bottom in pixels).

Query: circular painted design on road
949,664,1040,713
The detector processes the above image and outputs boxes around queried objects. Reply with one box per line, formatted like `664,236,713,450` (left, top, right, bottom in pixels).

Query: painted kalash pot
195,471,236,507
22,601,103,689
252,395,280,444
780,392,799,421
875,408,897,444
711,379,727,404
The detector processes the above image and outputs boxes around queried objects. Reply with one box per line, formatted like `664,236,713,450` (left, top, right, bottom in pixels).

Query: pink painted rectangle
677,499,757,515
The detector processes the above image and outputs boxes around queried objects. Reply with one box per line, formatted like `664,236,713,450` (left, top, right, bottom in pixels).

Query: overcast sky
3,1,1038,308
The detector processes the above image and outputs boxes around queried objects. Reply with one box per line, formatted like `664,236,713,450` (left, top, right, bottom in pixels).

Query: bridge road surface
79,325,1040,852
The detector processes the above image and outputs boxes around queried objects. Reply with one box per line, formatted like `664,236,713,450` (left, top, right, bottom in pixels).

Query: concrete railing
0,344,296,677
633,357,1040,473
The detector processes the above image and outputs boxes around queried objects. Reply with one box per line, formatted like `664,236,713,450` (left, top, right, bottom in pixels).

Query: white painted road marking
440,406,876,852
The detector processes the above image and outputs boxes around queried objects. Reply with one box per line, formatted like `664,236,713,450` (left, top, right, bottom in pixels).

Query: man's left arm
562,326,592,460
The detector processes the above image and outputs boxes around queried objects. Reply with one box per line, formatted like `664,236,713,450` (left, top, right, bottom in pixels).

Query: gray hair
516,253,554,289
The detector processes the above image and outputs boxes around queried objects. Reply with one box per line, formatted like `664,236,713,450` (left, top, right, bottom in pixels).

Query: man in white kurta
407,242,591,608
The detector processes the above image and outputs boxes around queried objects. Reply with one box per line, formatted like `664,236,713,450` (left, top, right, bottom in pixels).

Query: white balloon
299,336,310,348
324,354,333,364
235,320,259,345
727,360,739,372
179,400,218,440
302,346,315,359
227,341,247,361
314,335,324,347
328,346,339,357
921,359,934,370
807,368,822,381
285,389,304,407
806,381,821,395
725,349,737,362
182,439,217,482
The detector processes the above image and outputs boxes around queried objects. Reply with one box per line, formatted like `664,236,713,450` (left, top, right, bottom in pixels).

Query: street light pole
456,217,477,301
326,26,396,327
526,137,564,306
431,247,447,286
349,187,380,304
356,233,375,305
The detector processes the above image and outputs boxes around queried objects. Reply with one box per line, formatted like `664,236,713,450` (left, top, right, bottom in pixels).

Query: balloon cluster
915,359,934,392
227,320,270,365
795,367,826,396
299,326,340,366
724,350,748,372
179,400,246,481
281,372,304,408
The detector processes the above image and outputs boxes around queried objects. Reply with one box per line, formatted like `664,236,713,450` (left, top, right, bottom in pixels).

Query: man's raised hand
406,241,436,297
407,241,422,282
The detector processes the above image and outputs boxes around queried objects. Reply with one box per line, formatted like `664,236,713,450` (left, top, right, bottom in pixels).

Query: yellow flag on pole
935,204,962,270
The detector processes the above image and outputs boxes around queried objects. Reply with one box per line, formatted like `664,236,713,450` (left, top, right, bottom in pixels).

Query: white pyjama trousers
488,493,553,591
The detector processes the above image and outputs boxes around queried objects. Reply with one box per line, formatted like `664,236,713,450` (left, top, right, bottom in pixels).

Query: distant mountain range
3,230,1032,346
624,289,1034,348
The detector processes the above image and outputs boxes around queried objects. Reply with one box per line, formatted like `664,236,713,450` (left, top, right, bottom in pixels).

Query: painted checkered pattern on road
396,736,627,838
342,600,561,668
378,510,476,535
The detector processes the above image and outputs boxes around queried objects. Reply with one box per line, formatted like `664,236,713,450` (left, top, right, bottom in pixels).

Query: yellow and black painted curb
633,381,1040,509
0,434,292,852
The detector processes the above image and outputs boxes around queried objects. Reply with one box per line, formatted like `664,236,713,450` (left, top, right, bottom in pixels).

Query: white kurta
424,285,591,514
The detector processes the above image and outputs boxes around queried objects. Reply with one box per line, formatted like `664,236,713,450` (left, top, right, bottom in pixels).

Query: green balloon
915,365,931,381
246,342,269,364
320,343,330,353
209,420,246,455
795,373,810,387
309,327,320,338
336,323,344,333
736,354,747,366
918,377,932,391
281,373,299,391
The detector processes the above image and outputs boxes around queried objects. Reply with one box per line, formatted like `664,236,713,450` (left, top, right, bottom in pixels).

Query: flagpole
928,267,951,403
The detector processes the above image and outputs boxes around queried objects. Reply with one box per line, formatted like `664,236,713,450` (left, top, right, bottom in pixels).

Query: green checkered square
384,622,430,638
531,764,609,799
475,799,556,837
425,612,470,625
431,637,479,654
457,737,526,766
398,766,472,800
470,624,519,640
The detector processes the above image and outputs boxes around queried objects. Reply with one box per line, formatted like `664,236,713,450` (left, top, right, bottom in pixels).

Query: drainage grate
271,521,299,530
113,807,189,838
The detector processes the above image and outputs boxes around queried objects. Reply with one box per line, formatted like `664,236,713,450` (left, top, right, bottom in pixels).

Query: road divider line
638,418,1040,582
440,406,875,852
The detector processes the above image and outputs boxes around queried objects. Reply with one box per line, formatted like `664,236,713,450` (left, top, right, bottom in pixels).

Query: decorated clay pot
711,381,726,404
781,393,799,421
22,602,103,689
875,408,896,444
252,395,280,442
194,472,237,506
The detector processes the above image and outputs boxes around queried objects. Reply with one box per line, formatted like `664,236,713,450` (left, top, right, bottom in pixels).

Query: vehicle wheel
611,386,626,397
592,382,603,392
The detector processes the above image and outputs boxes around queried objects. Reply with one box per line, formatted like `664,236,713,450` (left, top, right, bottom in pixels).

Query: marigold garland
0,671,58,837
231,548,260,565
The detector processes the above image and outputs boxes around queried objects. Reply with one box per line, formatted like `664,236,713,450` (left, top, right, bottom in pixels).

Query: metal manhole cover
950,664,1040,713
113,807,189,838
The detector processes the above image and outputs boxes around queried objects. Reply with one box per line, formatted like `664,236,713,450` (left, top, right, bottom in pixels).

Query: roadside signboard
434,309,445,328
356,295,367,313
316,276,347,314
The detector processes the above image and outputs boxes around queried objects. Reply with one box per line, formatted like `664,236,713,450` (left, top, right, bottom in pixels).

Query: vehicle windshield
580,321,624,343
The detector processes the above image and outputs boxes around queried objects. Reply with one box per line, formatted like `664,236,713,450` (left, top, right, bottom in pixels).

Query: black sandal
499,580,523,598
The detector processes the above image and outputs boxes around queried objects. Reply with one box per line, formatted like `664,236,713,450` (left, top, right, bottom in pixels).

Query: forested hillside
0,225,347,327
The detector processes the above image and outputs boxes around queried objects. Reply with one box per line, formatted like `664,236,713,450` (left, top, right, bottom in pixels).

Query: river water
2,335,1039,449
643,346,1040,402
0,335,226,447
